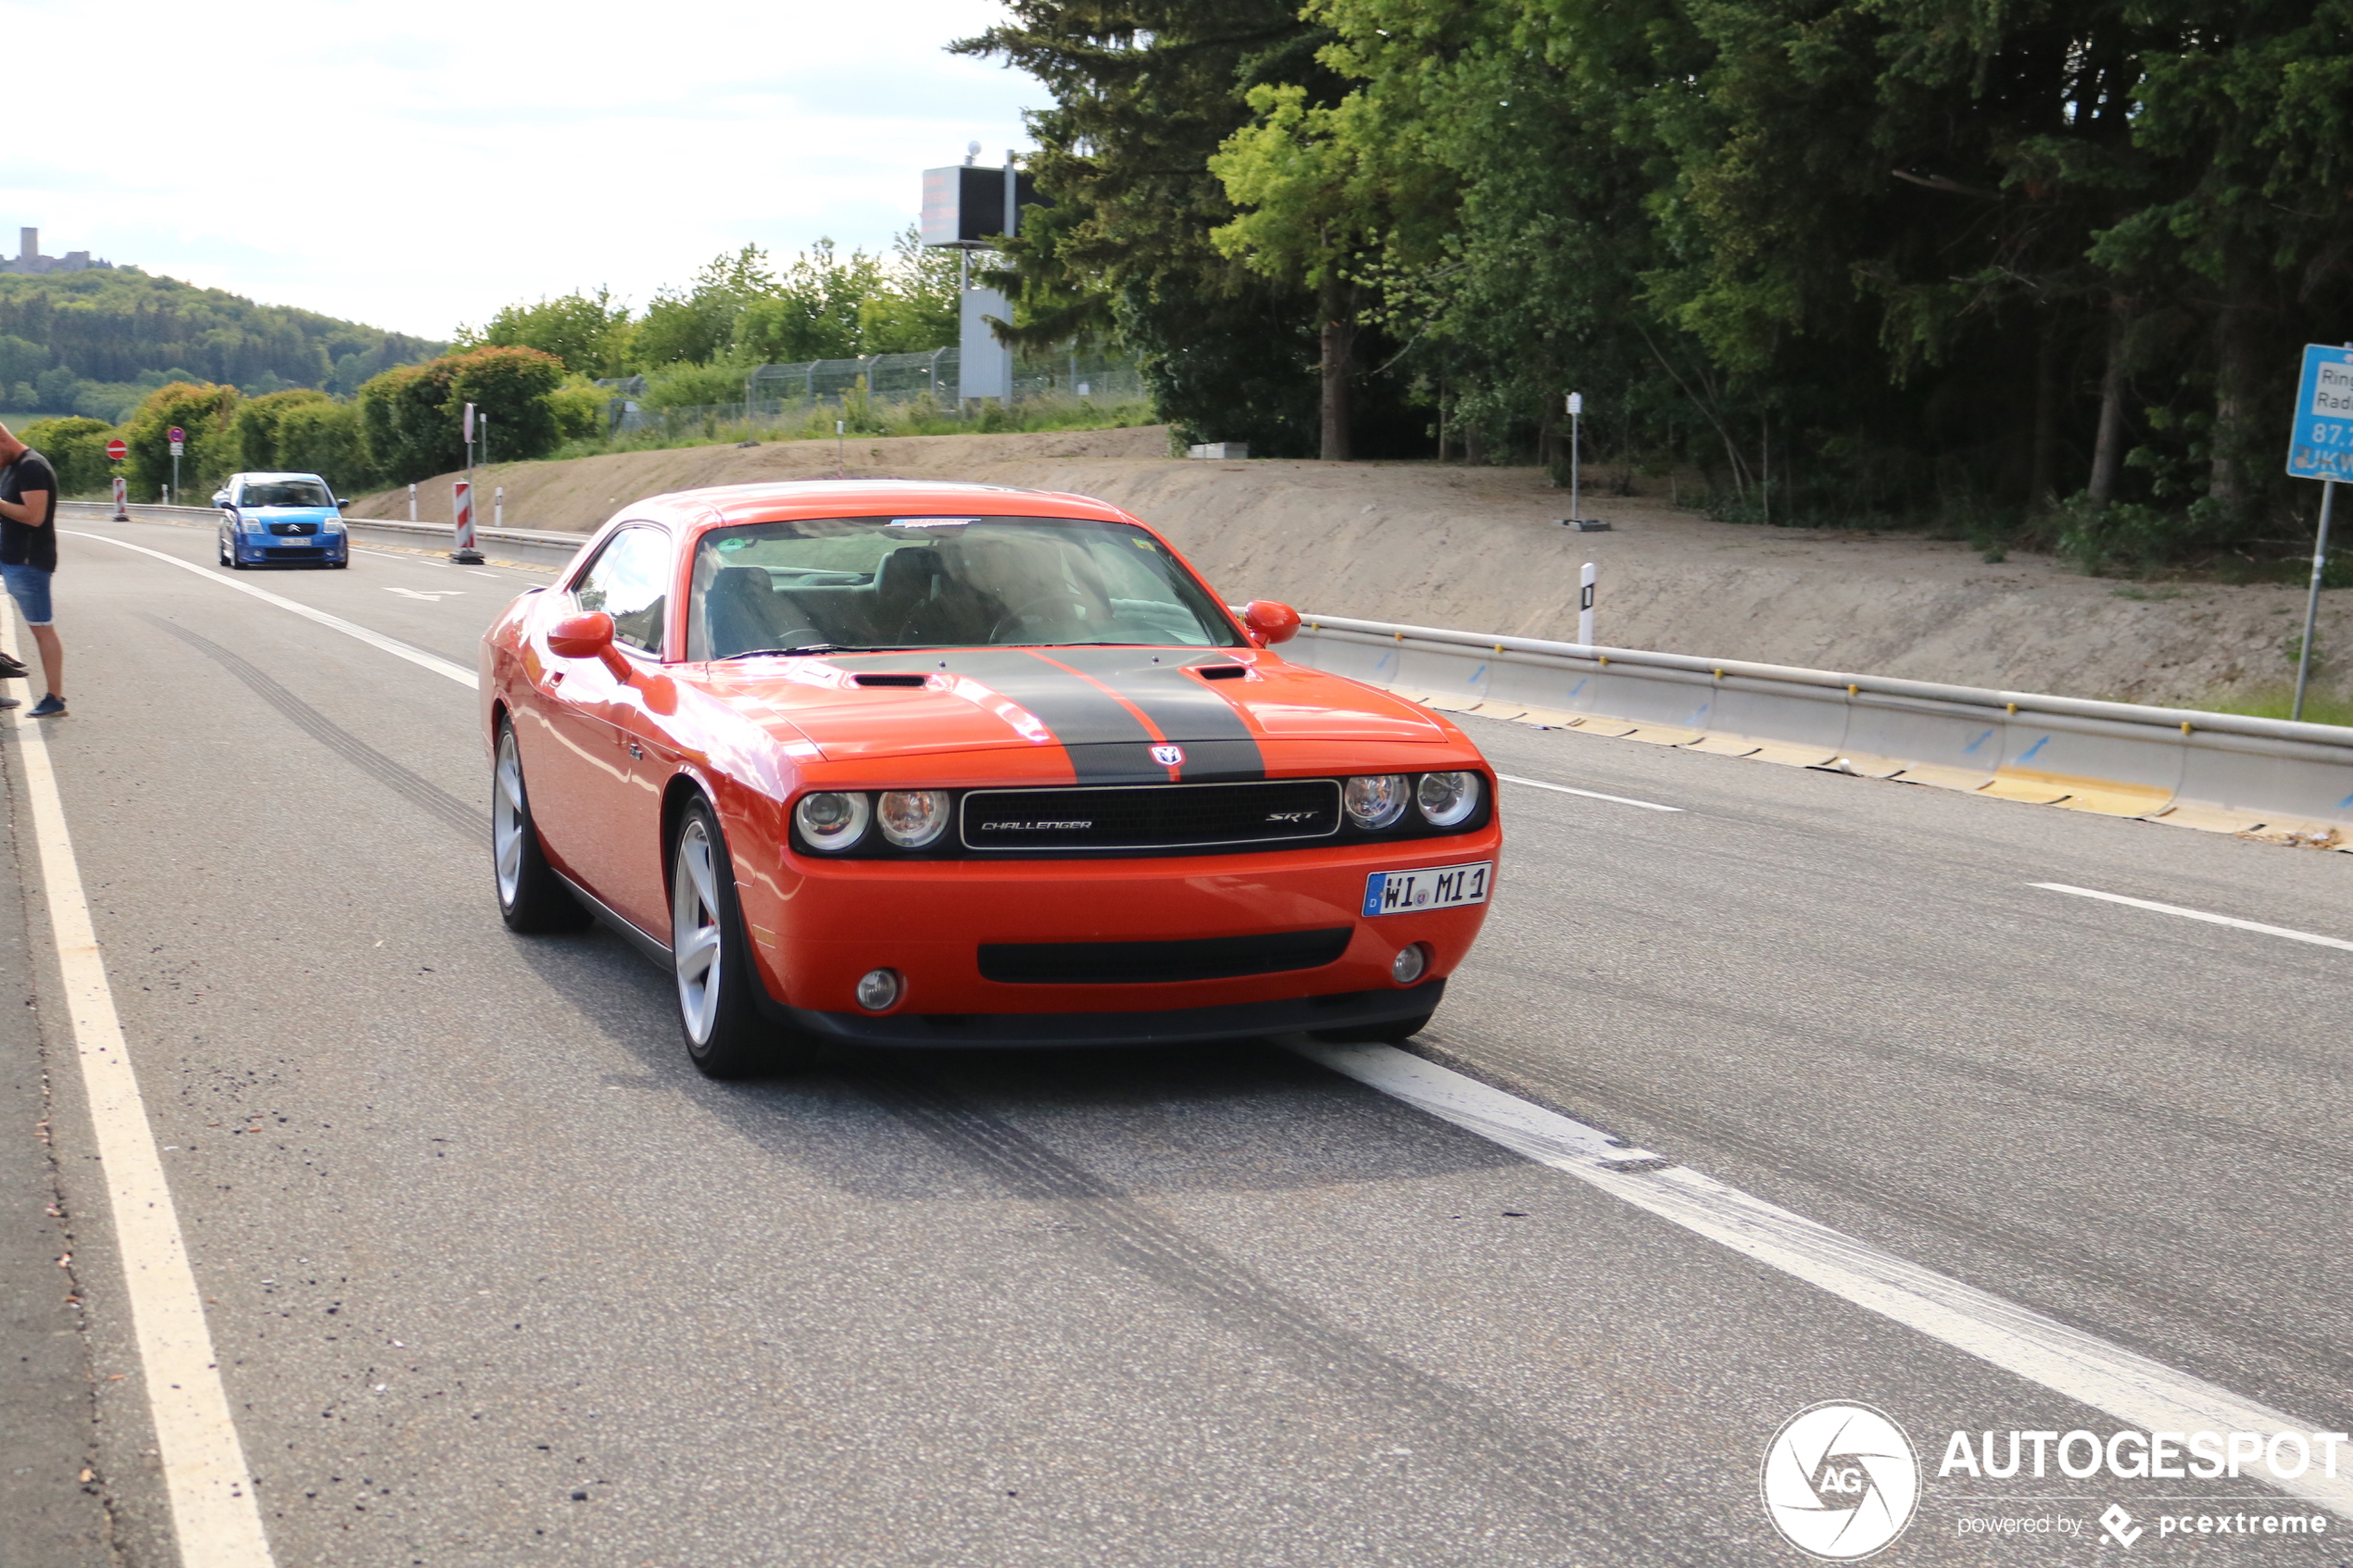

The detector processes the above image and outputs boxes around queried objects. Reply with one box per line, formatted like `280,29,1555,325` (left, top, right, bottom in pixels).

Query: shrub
120,383,241,501
359,345,566,485
230,388,334,472
274,400,372,495
17,416,120,495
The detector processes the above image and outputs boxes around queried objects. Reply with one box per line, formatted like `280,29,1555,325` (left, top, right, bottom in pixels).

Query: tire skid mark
143,615,488,844
855,1065,1705,1561
1416,1033,2353,1403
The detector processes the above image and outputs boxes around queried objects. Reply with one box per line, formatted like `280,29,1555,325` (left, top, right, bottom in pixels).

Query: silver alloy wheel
493,729,527,908
672,818,724,1047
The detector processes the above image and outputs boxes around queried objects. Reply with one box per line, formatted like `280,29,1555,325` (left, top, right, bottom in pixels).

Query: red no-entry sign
106,439,128,461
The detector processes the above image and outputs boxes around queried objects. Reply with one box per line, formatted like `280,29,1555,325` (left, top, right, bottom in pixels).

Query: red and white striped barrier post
110,474,129,521
452,479,483,563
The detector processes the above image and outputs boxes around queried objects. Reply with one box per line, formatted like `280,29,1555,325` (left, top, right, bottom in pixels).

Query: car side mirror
211,493,231,508
549,610,635,681
334,499,350,509
1242,600,1301,646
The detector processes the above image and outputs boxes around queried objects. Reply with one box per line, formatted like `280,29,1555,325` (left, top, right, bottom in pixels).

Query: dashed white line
3,610,278,1568
1295,1041,2353,1521
1498,773,1682,812
66,532,477,690
2032,882,2353,953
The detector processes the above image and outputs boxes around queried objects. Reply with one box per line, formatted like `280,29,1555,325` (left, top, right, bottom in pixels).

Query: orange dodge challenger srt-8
480,479,1501,1076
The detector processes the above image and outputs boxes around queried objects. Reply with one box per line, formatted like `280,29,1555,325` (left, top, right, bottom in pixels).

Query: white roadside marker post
110,474,127,521
494,485,504,531
1566,391,1582,523
454,404,484,563
453,479,483,564
1579,560,1597,647
407,482,417,522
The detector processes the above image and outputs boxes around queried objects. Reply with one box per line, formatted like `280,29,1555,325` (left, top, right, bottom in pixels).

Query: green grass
548,391,1160,463
2198,687,2353,727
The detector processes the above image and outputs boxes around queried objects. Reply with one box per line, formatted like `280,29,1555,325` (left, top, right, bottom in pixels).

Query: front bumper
735,826,1500,1023
774,979,1446,1048
235,533,346,563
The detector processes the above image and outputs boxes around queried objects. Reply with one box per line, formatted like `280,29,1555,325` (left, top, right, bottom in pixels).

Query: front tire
493,721,590,934
669,800,783,1078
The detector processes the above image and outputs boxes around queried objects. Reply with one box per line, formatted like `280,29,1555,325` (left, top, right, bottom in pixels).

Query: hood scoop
851,672,929,688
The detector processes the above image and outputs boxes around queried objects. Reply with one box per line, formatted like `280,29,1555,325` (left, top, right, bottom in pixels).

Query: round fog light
855,968,903,1012
1390,944,1428,985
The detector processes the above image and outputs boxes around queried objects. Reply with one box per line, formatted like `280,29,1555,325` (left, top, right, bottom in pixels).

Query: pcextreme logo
1762,1401,1922,1561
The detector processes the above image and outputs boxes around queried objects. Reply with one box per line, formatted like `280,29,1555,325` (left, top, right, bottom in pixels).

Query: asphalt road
5,515,2349,1567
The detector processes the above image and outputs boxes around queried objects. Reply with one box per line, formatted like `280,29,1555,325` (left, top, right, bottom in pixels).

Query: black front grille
267,522,318,535
262,546,324,558
961,779,1340,852
980,927,1353,985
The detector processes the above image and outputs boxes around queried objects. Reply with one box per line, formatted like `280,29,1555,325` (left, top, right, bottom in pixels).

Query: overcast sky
3,0,1036,341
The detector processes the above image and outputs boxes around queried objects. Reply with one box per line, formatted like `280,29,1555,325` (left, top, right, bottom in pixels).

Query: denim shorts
0,562,54,625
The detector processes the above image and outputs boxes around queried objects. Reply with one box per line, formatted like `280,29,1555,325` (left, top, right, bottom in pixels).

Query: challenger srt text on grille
983,821,1095,832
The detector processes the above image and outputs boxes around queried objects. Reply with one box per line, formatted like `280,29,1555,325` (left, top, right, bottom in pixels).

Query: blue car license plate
1363,860,1492,917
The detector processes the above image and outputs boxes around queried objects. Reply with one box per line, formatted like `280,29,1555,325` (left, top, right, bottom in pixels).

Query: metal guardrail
59,501,589,571
1275,612,2353,836
59,499,2350,834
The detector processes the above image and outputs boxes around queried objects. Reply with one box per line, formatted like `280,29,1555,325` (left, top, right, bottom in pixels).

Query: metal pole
2294,479,2336,721
171,451,179,504
1570,411,1580,524
1579,562,1597,647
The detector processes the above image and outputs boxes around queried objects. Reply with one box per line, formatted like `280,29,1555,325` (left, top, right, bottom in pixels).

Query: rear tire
493,721,590,934
1310,1010,1436,1046
670,799,784,1079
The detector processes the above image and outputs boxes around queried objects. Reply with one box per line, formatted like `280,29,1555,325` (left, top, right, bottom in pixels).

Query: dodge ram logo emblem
1151,744,1185,766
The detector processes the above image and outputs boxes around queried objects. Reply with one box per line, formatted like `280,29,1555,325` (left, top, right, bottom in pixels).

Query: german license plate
1363,860,1492,917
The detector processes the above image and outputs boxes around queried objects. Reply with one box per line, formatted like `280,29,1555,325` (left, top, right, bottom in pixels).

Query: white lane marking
67,531,477,690
2032,882,2353,954
2,610,278,1568
384,586,465,602
1291,1041,2353,1522
1497,772,1682,812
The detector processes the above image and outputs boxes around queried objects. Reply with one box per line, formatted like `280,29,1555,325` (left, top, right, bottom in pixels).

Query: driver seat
704,566,783,659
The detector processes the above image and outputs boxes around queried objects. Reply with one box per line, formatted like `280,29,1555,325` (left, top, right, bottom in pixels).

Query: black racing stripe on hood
859,649,1157,782
1043,649,1265,780
824,649,1266,783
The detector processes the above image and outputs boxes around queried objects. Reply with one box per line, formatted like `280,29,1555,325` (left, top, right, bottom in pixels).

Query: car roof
233,471,331,484
620,478,1137,532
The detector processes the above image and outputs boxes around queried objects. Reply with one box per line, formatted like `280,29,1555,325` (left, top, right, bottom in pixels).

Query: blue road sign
2285,343,2353,481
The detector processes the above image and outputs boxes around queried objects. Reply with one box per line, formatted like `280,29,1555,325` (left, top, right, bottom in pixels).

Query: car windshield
242,480,333,508
686,515,1247,659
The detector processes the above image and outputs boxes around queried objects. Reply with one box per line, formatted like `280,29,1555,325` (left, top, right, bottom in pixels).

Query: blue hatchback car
214,472,351,569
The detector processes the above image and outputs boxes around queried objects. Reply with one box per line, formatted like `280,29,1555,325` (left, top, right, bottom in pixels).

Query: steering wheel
988,594,1096,644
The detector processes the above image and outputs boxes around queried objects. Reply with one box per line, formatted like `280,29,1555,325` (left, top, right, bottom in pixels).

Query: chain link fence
596,347,1146,438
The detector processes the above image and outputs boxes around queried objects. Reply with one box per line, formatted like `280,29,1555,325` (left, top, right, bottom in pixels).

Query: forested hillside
0,269,442,423
960,0,2353,571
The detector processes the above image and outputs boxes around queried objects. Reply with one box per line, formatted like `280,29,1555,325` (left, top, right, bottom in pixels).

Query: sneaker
0,696,18,709
29,695,66,718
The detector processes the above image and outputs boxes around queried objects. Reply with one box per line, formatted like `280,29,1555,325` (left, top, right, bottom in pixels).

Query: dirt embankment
355,427,2347,709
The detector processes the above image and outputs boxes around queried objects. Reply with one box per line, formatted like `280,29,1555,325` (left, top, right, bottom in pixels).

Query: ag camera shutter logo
1761,1401,1920,1560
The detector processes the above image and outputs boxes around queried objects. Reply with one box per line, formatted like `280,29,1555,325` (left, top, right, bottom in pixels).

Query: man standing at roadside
0,421,65,716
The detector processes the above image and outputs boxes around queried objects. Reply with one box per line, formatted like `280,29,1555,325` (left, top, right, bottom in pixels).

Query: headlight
793,791,870,851
1416,771,1481,827
877,789,950,848
1343,774,1410,830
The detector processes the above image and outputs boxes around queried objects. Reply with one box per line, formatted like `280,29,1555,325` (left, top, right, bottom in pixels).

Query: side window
573,525,673,655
